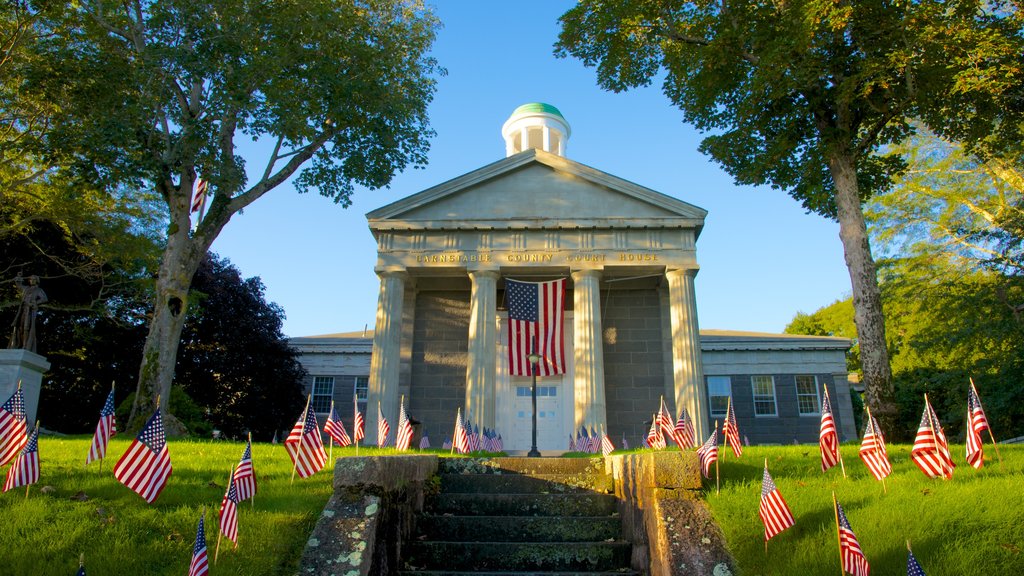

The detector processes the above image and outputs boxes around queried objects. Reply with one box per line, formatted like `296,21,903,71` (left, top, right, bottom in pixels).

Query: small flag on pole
219,474,239,546
966,384,989,469
112,406,172,503
835,499,870,576
858,413,892,481
454,408,469,454
232,438,257,502
419,431,430,449
820,386,840,472
601,430,615,457
87,387,117,465
395,398,414,451
621,433,629,451
722,397,742,458
3,422,39,492
670,408,696,449
697,429,719,479
0,386,27,467
376,402,390,448
656,397,674,437
910,396,954,479
758,461,795,541
907,545,927,576
285,402,327,479
353,395,365,442
324,402,352,447
187,512,210,576
645,415,665,449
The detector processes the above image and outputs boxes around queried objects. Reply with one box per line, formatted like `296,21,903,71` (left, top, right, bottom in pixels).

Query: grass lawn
703,443,1024,575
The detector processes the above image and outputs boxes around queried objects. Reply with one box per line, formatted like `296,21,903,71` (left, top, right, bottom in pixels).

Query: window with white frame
706,376,732,417
354,376,369,401
312,376,335,413
795,375,821,415
751,375,777,416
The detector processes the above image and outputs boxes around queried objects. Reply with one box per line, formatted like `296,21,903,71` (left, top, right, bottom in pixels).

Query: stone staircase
400,457,638,576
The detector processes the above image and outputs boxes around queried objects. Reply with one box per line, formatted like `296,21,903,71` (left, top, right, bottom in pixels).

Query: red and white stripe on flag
325,404,352,447
819,387,840,472
506,278,566,376
600,433,615,457
191,178,208,213
966,384,989,469
723,399,743,458
3,425,39,492
454,408,469,454
697,429,718,479
188,513,209,576
836,501,870,576
353,395,365,442
113,407,172,503
858,416,892,481
87,389,118,465
285,404,327,479
376,403,390,447
395,401,414,451
232,441,257,502
0,387,27,467
758,464,794,541
219,476,240,545
670,411,696,450
911,398,954,479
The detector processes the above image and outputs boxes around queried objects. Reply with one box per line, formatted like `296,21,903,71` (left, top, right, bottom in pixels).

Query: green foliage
706,445,1024,575
116,387,213,437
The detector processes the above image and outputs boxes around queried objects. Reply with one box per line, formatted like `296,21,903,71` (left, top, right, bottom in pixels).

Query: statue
8,275,47,353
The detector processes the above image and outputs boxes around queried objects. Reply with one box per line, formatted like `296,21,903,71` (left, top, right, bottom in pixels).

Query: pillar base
0,349,49,425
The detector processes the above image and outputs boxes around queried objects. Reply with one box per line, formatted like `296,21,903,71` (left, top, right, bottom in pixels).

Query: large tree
23,0,440,428
556,0,1023,426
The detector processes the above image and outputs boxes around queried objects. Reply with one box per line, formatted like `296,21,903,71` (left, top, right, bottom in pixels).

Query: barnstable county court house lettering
291,103,857,453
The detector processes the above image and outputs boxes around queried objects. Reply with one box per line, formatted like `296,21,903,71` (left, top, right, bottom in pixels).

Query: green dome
511,102,564,119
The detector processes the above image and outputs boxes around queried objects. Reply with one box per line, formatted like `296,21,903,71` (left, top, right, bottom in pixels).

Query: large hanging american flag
353,395,365,443
113,407,172,503
3,423,39,492
219,474,239,545
758,463,794,541
835,500,870,576
285,402,327,479
966,383,990,469
86,388,117,465
506,278,566,376
722,398,743,458
188,512,209,576
819,386,840,472
324,402,351,447
395,399,414,451
232,439,257,502
858,415,892,481
0,386,27,466
910,397,954,479
376,402,390,447
696,428,719,479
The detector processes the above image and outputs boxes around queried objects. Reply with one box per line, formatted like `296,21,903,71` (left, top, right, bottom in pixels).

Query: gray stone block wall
410,290,470,445
710,373,846,445
601,288,668,446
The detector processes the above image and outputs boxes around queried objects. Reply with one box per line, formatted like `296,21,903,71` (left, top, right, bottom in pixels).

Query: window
796,375,821,415
706,376,731,417
312,376,335,413
751,375,777,417
354,376,369,401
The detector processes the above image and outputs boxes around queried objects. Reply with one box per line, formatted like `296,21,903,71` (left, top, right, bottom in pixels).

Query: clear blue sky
212,0,852,338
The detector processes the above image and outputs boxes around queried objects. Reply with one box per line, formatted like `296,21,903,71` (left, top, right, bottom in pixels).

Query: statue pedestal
0,349,49,425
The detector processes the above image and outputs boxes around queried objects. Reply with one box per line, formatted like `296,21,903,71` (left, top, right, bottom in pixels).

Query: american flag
758,463,795,541
188,513,209,576
232,439,257,502
506,278,566,376
113,407,172,503
966,383,989,469
568,432,577,452
442,439,452,450
87,388,117,465
722,398,742,458
0,386,27,466
670,409,696,450
419,431,430,449
579,427,591,453
494,432,503,452
910,397,954,479
453,408,469,454
353,395,365,442
600,431,615,457
324,403,351,447
395,400,414,451
219,473,239,545
820,386,840,472
645,415,666,449
470,424,481,452
858,415,892,481
376,402,390,447
589,426,599,453
835,500,870,576
656,398,674,437
3,423,39,492
621,433,629,451
285,402,327,479
907,548,927,576
697,428,719,479
191,178,209,213
76,564,85,576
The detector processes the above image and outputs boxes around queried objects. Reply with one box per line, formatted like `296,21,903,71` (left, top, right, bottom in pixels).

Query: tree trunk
827,150,897,433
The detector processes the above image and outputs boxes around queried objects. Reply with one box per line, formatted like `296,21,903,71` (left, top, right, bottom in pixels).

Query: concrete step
404,541,632,572
417,515,621,543
438,457,604,476
428,493,618,517
439,473,613,494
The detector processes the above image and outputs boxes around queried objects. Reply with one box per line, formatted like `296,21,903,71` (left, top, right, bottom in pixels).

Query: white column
666,268,707,440
368,269,406,445
542,126,551,153
465,269,499,427
520,126,529,153
572,269,606,430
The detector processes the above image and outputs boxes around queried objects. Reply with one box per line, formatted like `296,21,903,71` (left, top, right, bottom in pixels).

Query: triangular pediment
367,149,706,233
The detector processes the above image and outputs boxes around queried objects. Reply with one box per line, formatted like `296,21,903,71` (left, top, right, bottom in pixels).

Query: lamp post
527,344,542,458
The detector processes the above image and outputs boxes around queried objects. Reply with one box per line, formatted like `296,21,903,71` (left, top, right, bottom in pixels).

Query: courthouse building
291,104,856,452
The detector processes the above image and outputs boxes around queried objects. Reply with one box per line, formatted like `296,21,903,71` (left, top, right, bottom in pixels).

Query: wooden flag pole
291,394,311,485
971,378,1004,468
248,432,255,510
79,552,85,571
354,398,360,457
215,465,235,562
714,420,720,495
832,492,844,576
328,401,335,464
724,397,731,461
450,409,460,455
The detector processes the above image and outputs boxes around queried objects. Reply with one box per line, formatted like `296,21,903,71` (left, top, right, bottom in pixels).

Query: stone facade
409,290,470,444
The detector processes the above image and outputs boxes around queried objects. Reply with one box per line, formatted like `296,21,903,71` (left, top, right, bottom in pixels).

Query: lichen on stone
713,563,733,576
307,537,320,548
364,502,378,516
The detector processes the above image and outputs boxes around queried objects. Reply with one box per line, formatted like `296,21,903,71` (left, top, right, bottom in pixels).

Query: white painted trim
751,375,778,418
706,375,732,418
795,374,821,416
